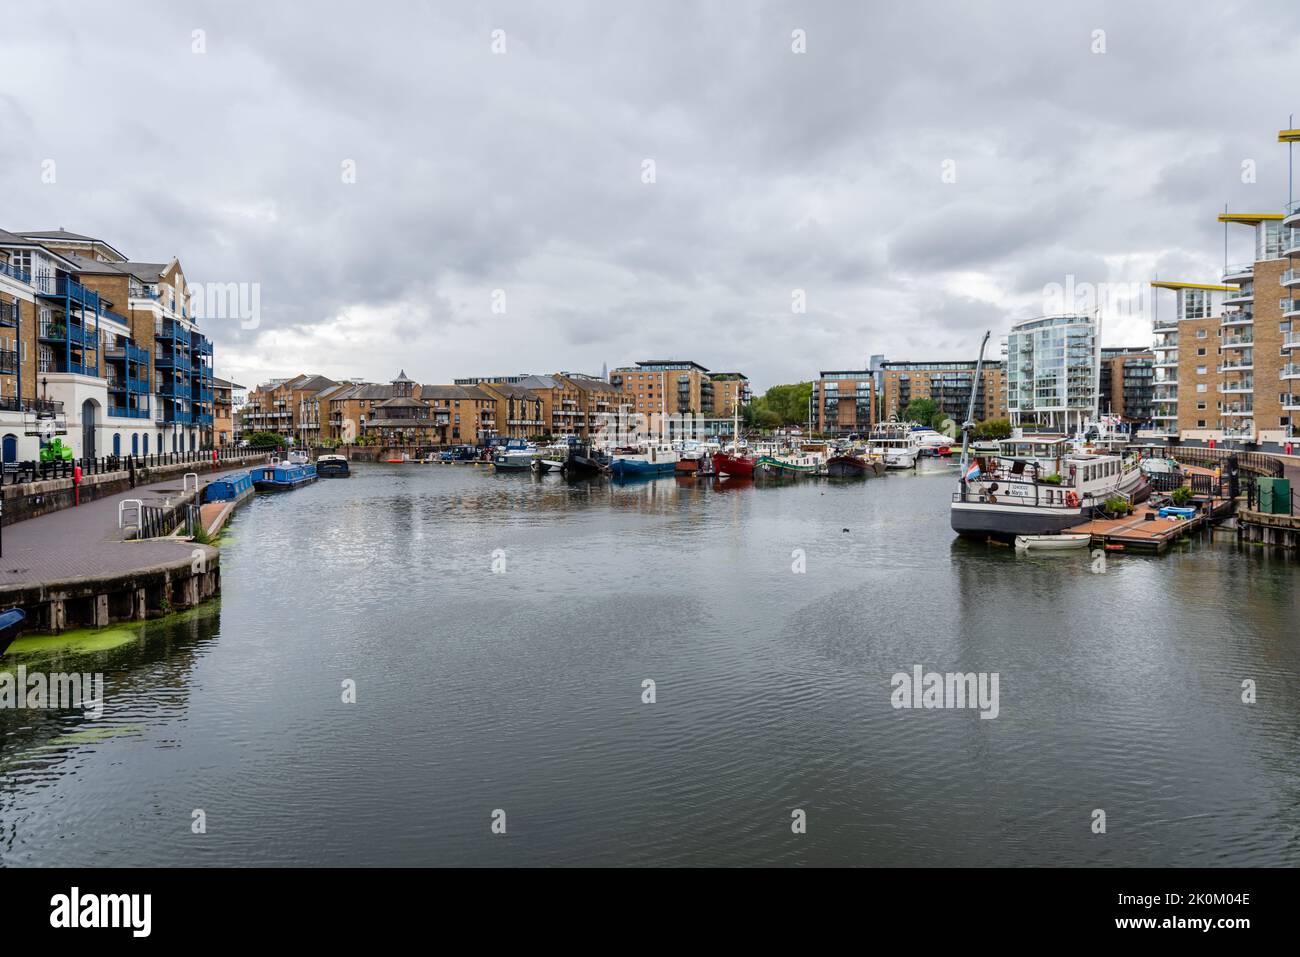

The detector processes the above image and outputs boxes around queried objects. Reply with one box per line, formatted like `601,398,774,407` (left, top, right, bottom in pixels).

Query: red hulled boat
712,450,756,478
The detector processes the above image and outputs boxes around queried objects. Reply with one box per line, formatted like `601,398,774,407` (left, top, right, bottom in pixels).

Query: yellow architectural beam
1217,212,1284,224
1149,281,1236,292
1277,129,1300,142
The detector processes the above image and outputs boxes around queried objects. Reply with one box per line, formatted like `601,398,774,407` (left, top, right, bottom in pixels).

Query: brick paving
0,468,253,590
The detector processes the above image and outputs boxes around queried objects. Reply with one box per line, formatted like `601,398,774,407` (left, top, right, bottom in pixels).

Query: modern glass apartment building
1003,314,1099,433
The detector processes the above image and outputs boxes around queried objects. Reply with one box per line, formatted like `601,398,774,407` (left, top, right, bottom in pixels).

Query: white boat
609,443,679,476
951,434,1151,538
286,449,311,466
866,424,921,469
1015,533,1091,551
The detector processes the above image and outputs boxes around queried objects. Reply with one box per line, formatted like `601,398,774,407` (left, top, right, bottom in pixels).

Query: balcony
1218,358,1254,372
35,275,101,311
1285,332,1300,350
159,380,192,399
105,341,150,364
108,405,152,420
1283,269,1300,288
1285,199,1300,229
1221,404,1254,417
1223,262,1254,282
1223,426,1256,439
38,320,96,346
1223,290,1254,306
155,318,191,341
1218,380,1254,393
0,260,30,285
1282,364,1300,381
1220,310,1254,327
1153,353,1178,368
1283,394,1300,410
0,349,16,375
155,349,193,372
1222,334,1254,348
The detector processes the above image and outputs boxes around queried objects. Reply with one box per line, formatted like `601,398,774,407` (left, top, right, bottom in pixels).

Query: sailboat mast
959,330,991,477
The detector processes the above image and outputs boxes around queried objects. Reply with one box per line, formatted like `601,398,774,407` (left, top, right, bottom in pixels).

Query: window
1196,384,1207,393
1197,348,1206,356
1197,329,1208,338
1197,420,1207,428
1197,402,1207,411
1196,366,1207,375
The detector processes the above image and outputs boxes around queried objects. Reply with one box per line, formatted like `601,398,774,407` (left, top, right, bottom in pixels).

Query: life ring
1065,491,1080,508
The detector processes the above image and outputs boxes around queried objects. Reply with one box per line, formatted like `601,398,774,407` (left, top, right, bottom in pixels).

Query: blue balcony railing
37,275,101,310
155,318,191,341
38,320,97,346
106,341,150,364
108,405,152,420
159,382,192,399
193,412,214,426
0,260,31,284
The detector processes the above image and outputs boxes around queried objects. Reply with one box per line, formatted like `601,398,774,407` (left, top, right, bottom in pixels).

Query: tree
751,382,813,426
973,418,1012,441
244,431,287,448
903,397,941,428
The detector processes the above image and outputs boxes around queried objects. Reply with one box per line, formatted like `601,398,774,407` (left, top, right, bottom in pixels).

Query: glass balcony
1283,269,1300,288
1218,358,1254,372
1223,262,1254,282
1282,364,1300,380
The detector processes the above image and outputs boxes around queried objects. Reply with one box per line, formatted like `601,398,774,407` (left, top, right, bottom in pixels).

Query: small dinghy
1014,533,1091,551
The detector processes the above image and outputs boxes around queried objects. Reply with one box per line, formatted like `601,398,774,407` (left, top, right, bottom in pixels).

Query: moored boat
866,423,921,469
951,434,1149,539
204,471,254,501
251,461,317,491
316,454,351,477
609,443,679,477
825,453,879,478
712,450,756,477
559,442,610,476
756,451,821,476
1014,533,1091,551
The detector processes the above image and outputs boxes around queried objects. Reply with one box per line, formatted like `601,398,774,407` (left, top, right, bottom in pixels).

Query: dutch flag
964,461,981,482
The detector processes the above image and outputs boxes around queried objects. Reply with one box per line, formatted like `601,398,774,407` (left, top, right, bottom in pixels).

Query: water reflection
0,462,1295,866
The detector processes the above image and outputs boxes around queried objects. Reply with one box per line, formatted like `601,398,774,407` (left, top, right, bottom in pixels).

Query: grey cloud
3,0,1299,391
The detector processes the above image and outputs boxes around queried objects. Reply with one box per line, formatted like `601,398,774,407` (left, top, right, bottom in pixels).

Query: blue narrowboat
251,462,318,491
204,472,254,502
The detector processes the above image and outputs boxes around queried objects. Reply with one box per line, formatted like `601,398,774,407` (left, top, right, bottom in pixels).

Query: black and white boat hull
950,500,1088,538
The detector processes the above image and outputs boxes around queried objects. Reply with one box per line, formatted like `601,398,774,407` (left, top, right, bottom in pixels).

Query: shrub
1104,496,1132,515
1170,485,1193,506
1041,473,1062,484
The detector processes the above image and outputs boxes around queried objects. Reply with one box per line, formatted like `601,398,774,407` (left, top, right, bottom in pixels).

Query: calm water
2,461,1298,866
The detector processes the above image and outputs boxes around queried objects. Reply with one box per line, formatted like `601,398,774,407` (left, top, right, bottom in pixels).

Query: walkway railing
2,445,279,487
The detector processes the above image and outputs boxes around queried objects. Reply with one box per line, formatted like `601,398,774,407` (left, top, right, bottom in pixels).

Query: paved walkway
0,468,252,591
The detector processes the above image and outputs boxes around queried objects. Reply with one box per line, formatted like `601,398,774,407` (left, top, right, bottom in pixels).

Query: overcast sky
3,0,1299,393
